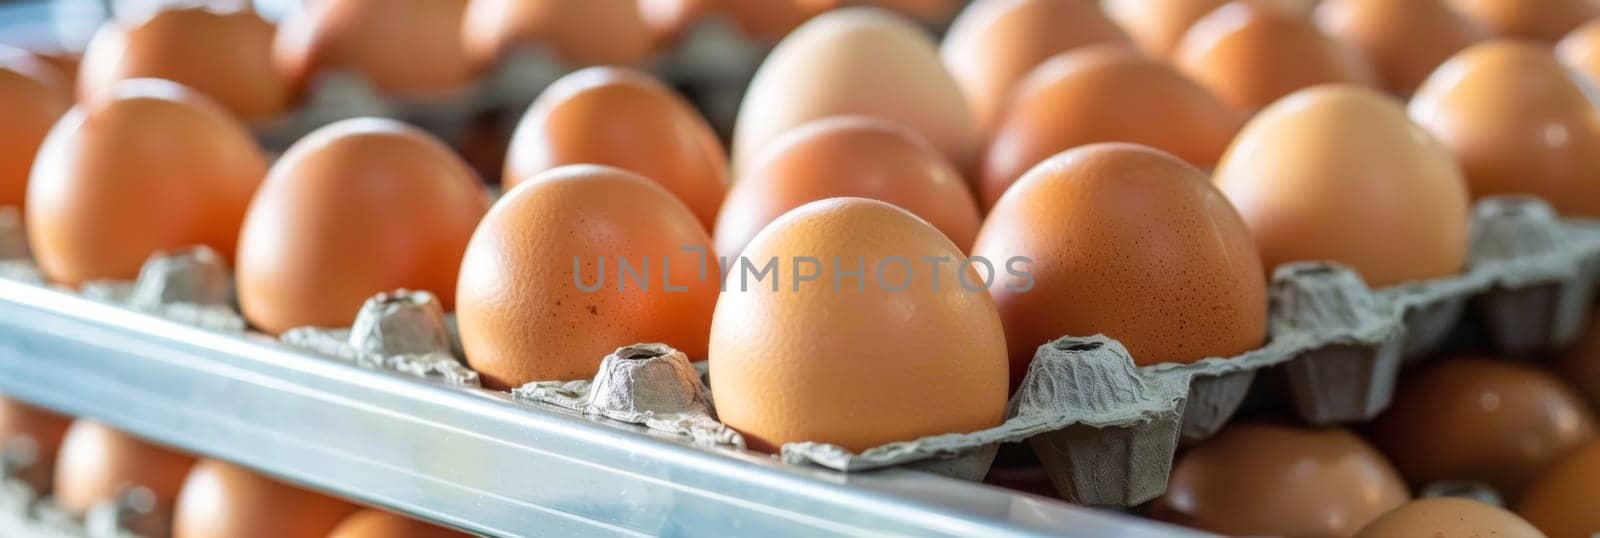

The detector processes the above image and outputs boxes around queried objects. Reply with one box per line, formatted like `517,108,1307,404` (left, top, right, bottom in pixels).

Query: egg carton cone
1420,481,1504,508
77,247,246,333
280,290,479,387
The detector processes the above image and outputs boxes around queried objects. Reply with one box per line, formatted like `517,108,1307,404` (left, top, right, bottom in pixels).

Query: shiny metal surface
0,278,1199,537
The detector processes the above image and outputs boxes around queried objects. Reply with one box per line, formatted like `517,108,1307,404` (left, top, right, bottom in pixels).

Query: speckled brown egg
457,165,718,389
504,67,726,230
27,79,266,287
275,0,472,99
173,459,356,538
1215,85,1471,287
714,116,980,259
235,118,488,335
940,0,1133,135
733,8,977,176
463,0,654,71
1314,0,1487,94
1410,40,1600,216
1150,422,1412,536
328,509,467,538
1358,498,1543,538
710,197,1008,453
0,47,70,212
1448,0,1600,42
979,45,1240,209
53,420,195,534
1176,0,1377,113
78,7,290,122
972,144,1266,384
1518,439,1600,537
1369,356,1597,501
0,396,70,493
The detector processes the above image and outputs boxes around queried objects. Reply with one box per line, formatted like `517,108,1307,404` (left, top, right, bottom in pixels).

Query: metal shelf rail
0,278,1199,537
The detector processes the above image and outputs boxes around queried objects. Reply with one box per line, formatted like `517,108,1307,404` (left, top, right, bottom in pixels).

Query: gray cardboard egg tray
0,436,160,538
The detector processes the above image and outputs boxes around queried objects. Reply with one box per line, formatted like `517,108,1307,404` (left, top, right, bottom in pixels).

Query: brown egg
1102,0,1229,58
714,116,980,259
463,0,654,71
1559,18,1600,85
1410,40,1600,216
638,0,710,46
457,165,718,389
1314,0,1487,94
733,8,978,177
27,47,81,84
978,45,1241,209
1449,0,1600,42
973,144,1265,383
939,0,1133,135
1369,357,1597,500
1214,85,1470,287
275,0,472,99
0,47,71,212
1150,422,1411,536
504,67,726,230
173,459,356,538
27,79,266,286
53,420,195,530
716,0,836,43
1519,439,1600,537
235,118,487,335
0,396,71,492
1358,498,1543,538
862,0,961,22
710,197,1008,452
328,509,466,538
78,7,290,122
1555,316,1600,412
1176,0,1377,113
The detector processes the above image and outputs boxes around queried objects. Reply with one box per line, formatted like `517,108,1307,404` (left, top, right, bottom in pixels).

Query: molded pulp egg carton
0,438,164,538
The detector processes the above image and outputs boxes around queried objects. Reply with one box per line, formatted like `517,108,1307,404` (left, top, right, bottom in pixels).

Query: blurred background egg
732,8,977,176
26,79,265,287
1176,0,1377,113
1149,422,1411,536
709,197,1008,452
0,396,70,493
973,144,1265,383
173,459,357,538
939,0,1133,136
235,118,487,335
0,47,70,213
1556,316,1600,413
1517,439,1600,537
714,116,980,259
1213,85,1470,287
1409,40,1600,216
456,165,718,389
1313,0,1487,95
328,509,467,538
1447,0,1600,42
504,67,726,229
1101,0,1228,58
53,420,195,537
716,0,835,44
78,6,290,122
978,45,1240,209
463,0,654,72
638,0,710,47
1356,498,1543,538
1558,18,1600,85
861,0,962,23
274,0,473,99
1368,357,1597,501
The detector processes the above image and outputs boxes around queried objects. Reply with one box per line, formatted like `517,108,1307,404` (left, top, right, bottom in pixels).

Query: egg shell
235,118,487,335
274,0,473,99
457,165,718,389
26,79,266,287
1149,422,1411,536
463,0,654,71
1369,356,1597,501
79,7,290,122
1409,40,1600,217
328,509,467,538
1357,498,1543,538
1314,0,1487,95
973,144,1266,384
709,197,1008,453
0,48,71,212
1176,0,1377,113
715,116,980,260
732,7,977,177
1214,85,1471,287
716,0,837,43
638,0,710,46
1102,0,1229,58
1449,0,1600,42
1555,316,1600,413
173,459,357,538
1559,18,1600,84
504,67,727,230
940,0,1133,135
53,420,195,518
1518,439,1600,537
0,396,71,492
863,0,961,22
979,45,1240,209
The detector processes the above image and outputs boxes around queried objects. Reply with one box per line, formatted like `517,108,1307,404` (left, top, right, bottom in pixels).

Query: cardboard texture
281,291,479,387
